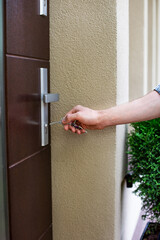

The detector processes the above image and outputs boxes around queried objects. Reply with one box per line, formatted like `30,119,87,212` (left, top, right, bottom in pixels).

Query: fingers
62,105,87,134
64,124,75,132
64,123,86,134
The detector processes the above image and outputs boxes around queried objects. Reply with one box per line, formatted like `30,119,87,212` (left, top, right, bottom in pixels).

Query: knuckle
65,114,69,121
75,105,81,110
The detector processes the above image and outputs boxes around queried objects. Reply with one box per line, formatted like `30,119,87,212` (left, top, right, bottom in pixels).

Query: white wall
121,1,159,239
116,1,129,239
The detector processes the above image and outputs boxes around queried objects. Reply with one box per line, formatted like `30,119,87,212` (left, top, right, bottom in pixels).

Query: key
49,120,63,125
49,119,87,133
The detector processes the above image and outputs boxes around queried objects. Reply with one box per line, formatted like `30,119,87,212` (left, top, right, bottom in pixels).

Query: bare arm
63,90,160,134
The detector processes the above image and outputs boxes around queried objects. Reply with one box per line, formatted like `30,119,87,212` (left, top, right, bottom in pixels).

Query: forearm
63,90,160,133
99,90,160,128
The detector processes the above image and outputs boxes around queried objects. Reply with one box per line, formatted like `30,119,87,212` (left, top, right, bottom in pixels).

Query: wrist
97,108,117,129
96,110,109,129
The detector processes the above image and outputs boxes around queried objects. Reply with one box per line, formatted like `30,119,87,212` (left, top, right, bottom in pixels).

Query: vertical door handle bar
40,68,59,146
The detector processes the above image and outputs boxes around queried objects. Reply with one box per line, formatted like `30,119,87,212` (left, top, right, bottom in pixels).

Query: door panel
9,147,52,240
6,0,49,59
5,0,52,239
6,56,49,166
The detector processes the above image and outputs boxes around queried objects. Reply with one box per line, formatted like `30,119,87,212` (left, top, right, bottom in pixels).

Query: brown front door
5,0,52,239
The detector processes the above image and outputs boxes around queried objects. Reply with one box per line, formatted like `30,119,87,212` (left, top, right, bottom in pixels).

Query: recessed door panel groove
9,146,50,169
6,53,50,63
38,224,52,240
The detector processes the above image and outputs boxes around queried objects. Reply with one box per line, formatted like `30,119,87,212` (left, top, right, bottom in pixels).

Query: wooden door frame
0,0,10,239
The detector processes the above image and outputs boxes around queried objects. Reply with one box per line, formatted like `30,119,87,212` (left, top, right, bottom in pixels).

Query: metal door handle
43,93,59,104
40,68,59,146
40,0,47,16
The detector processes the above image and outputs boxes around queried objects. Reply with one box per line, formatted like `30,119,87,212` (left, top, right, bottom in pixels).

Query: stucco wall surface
50,1,117,239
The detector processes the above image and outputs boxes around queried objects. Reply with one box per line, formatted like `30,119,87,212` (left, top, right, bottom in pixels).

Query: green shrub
127,118,160,222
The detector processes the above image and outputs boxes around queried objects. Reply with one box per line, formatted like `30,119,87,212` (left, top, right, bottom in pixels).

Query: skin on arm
62,90,160,134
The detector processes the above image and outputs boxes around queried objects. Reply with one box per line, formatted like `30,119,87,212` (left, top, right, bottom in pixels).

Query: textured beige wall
50,1,127,239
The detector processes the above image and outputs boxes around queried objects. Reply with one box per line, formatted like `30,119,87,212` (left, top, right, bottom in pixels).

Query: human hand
62,105,102,134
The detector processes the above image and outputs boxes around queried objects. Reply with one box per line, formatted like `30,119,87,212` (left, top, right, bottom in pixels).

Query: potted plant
127,119,160,239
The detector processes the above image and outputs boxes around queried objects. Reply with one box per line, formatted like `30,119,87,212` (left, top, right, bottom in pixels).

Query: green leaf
127,118,160,223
